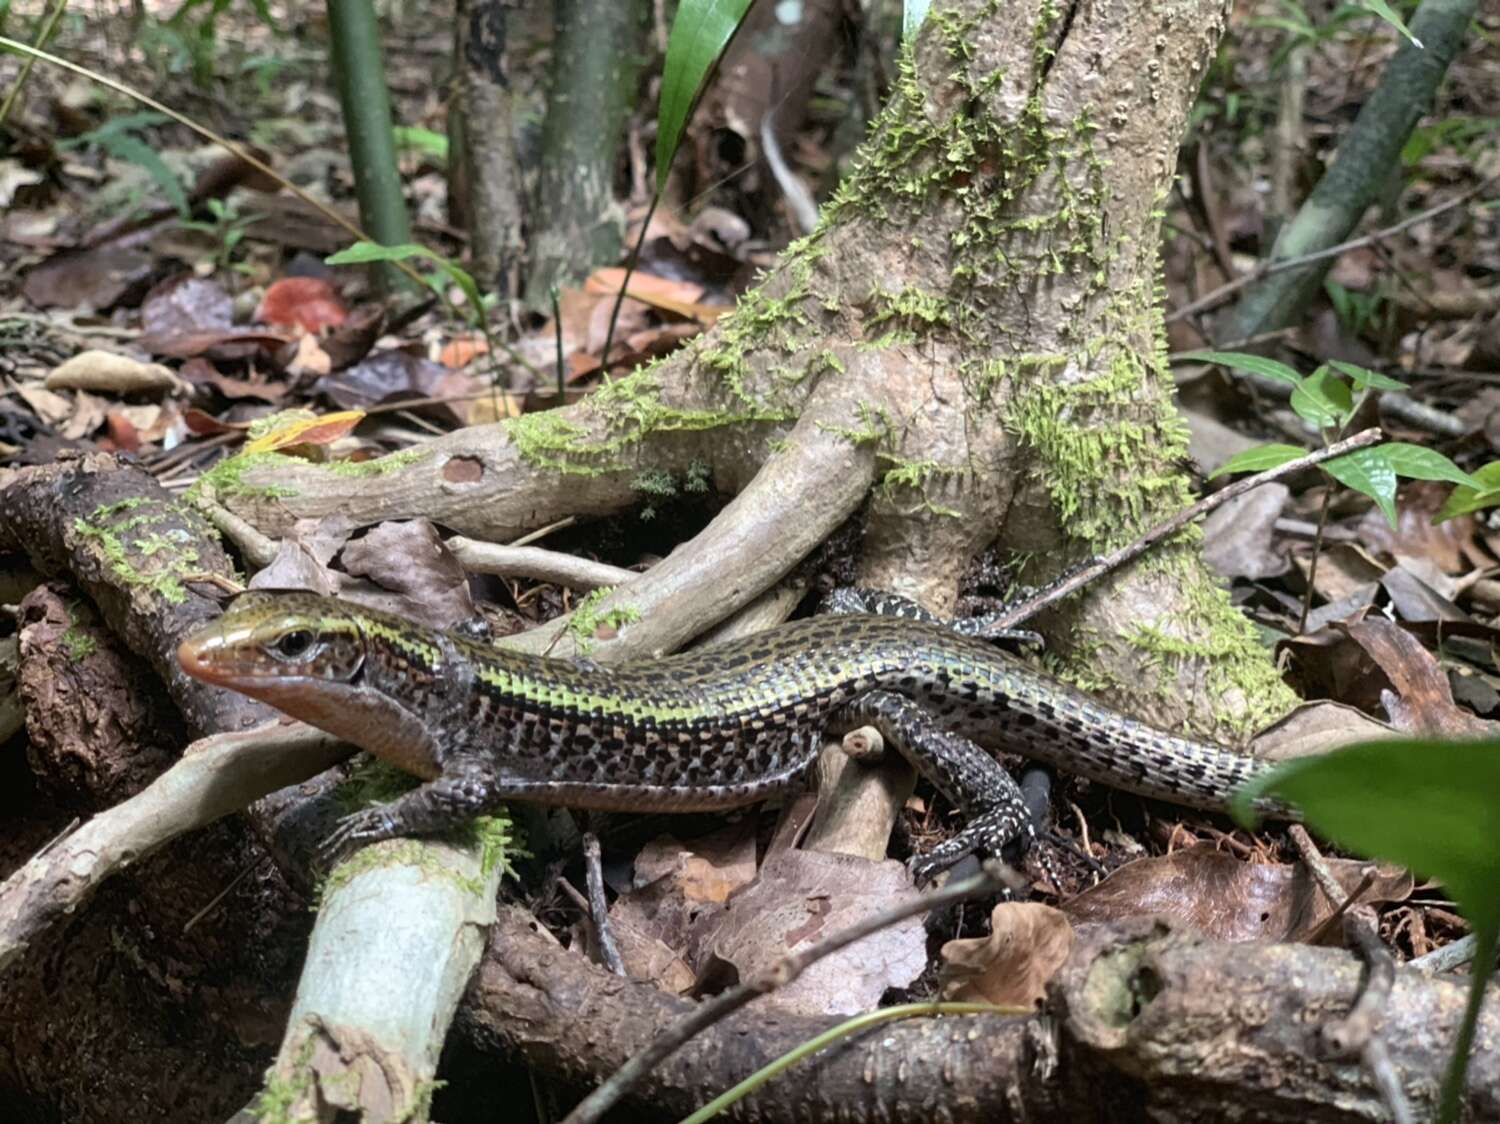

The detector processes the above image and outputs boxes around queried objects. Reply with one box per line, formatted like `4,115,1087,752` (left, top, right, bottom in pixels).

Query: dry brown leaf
1201,483,1289,579
339,520,473,628
939,902,1073,1009
1062,846,1412,943
1250,700,1397,762
703,850,926,1016
1343,619,1494,737
46,349,184,397
633,823,758,905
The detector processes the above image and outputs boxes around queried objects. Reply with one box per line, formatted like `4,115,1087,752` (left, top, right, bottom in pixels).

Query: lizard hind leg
834,689,1054,887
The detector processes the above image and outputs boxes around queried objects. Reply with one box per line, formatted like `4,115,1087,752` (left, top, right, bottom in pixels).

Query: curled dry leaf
1250,699,1399,762
1343,618,1494,737
254,276,348,333
939,902,1074,1009
606,822,758,993
1062,845,1412,943
45,349,184,397
339,519,474,628
1201,482,1288,580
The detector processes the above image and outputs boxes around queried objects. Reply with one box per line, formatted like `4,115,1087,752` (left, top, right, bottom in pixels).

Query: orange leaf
255,277,349,333
244,410,365,453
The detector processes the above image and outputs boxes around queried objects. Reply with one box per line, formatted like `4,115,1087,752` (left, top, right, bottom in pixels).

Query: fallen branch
0,722,347,972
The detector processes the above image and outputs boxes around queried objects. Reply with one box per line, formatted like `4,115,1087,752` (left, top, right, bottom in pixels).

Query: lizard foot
318,806,403,868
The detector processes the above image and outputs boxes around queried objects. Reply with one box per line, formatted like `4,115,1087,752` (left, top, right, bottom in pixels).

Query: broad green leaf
1326,359,1408,392
327,241,484,319
392,126,449,162
1376,443,1478,488
1323,446,1397,526
1435,461,1500,523
1232,738,1500,1123
1289,366,1353,429
1361,0,1421,46
1177,350,1302,387
1207,443,1308,479
657,0,754,194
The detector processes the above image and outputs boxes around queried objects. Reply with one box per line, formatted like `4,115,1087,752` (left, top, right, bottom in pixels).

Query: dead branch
466,910,1499,1122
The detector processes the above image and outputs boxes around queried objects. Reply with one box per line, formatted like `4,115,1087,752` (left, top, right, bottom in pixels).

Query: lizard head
178,591,368,696
179,591,447,779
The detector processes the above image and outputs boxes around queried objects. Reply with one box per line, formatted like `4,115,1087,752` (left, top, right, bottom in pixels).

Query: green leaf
1177,350,1302,388
327,241,485,325
1232,738,1500,1123
657,0,755,194
1435,461,1500,523
1207,443,1308,480
1289,366,1354,429
1326,358,1408,392
1375,442,1479,488
1323,446,1397,526
102,132,190,218
392,125,449,162
1360,0,1422,46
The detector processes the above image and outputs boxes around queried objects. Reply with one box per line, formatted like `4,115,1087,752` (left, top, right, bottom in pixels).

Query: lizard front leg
321,755,505,862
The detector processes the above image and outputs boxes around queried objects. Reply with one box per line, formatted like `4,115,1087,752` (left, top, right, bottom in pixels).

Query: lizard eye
274,629,315,660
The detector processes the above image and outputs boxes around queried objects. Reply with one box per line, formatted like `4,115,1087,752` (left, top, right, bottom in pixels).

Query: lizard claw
318,807,399,869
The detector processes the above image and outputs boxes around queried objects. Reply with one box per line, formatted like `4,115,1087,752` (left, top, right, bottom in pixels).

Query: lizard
176,589,1293,881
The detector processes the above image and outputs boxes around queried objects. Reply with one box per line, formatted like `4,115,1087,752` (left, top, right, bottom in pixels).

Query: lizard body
177,591,1288,877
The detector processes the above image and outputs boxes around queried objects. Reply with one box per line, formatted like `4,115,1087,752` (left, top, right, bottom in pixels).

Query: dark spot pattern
197,590,1292,873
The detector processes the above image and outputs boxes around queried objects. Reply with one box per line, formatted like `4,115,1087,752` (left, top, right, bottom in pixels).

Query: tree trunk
207,0,1294,738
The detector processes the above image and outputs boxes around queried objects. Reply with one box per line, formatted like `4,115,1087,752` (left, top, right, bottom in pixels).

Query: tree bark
452,0,526,295
523,0,648,306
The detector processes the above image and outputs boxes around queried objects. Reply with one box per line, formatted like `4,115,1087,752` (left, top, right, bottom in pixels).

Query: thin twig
1166,174,1498,323
1410,933,1478,974
988,428,1383,630
558,861,1013,1124
1289,827,1414,1124
582,828,626,977
1298,485,1335,636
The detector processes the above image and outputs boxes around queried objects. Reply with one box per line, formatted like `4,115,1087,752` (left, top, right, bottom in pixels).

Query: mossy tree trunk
203,0,1295,739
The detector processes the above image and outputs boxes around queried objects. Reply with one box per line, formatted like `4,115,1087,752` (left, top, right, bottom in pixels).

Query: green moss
1007,342,1193,548
506,364,792,477
684,460,712,494
816,401,893,447
186,450,302,503
566,587,641,656
864,284,953,338
249,1038,317,1123
60,599,98,661
71,499,214,605
318,448,429,477
877,456,964,518
185,447,429,507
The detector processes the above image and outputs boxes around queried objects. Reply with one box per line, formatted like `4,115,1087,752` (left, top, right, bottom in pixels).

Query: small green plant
60,111,188,218
327,240,490,327
1187,351,1475,527
1324,281,1394,342
178,197,261,278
